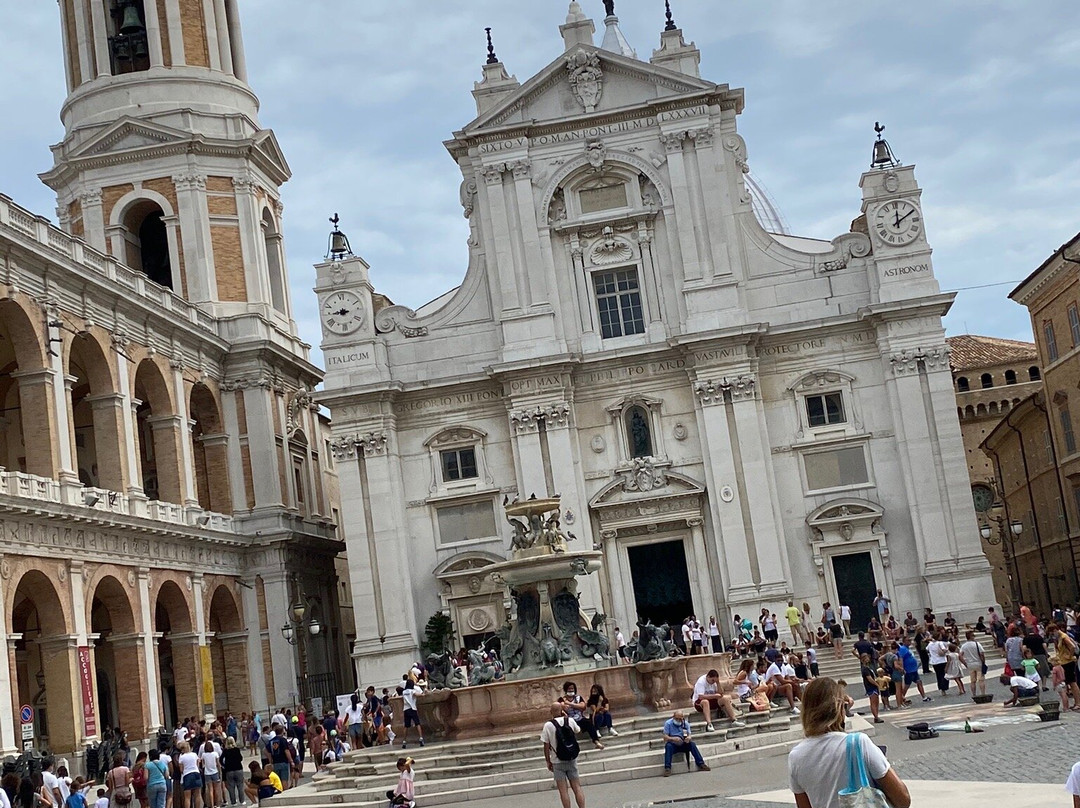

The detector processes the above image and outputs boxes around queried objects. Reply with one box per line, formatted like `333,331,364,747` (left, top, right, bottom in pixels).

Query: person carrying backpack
541,703,585,808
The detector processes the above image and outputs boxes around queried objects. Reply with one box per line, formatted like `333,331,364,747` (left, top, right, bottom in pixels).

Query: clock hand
893,210,901,228
896,208,916,225
332,308,349,316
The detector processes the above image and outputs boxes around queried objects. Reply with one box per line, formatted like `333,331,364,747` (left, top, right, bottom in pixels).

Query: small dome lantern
326,213,353,260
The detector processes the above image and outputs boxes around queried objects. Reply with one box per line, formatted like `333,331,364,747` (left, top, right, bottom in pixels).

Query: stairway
270,702,800,808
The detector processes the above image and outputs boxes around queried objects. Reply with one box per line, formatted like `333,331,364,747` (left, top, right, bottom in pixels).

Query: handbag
838,732,893,808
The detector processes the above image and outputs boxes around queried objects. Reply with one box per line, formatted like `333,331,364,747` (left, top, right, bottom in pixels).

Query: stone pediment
67,117,192,159
806,498,883,527
589,466,705,509
463,46,727,135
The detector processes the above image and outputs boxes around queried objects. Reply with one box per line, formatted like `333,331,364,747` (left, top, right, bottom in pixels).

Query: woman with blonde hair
788,677,910,808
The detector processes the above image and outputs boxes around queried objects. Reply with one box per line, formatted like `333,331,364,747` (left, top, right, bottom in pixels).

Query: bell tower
41,0,295,325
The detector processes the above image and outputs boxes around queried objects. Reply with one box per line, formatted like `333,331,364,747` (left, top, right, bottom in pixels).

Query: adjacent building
317,4,997,687
947,334,1041,608
0,0,347,760
1001,231,1080,609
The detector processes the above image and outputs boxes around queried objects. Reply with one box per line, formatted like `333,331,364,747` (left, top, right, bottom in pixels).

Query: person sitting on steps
692,669,747,731
661,710,711,777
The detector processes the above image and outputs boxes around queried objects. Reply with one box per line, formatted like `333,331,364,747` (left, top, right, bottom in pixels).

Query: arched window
1029,366,1041,381
262,209,287,313
956,377,969,392
122,201,173,289
980,373,993,389
1005,370,1017,385
625,406,653,458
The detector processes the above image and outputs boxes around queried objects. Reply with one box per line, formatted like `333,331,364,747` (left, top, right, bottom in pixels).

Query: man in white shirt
541,703,585,808
41,759,62,808
1003,674,1039,707
680,621,692,655
615,627,627,663
839,604,852,638
690,618,703,655
691,670,746,731
173,724,189,745
271,709,287,728
764,661,800,714
1064,759,1080,807
959,630,986,697
400,680,425,750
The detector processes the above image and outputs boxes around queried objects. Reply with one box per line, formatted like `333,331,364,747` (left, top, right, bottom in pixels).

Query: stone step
318,715,792,786
274,726,804,808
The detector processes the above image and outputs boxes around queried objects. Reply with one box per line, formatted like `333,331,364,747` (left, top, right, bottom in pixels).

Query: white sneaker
705,723,715,732
790,707,800,716
609,728,619,736
730,720,746,728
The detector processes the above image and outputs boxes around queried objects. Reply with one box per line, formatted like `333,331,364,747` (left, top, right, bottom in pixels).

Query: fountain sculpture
487,494,606,678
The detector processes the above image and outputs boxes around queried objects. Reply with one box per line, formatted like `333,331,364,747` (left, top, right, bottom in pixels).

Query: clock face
321,291,365,336
971,483,995,514
873,199,922,246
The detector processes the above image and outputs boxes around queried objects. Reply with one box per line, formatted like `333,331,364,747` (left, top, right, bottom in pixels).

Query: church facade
317,3,996,686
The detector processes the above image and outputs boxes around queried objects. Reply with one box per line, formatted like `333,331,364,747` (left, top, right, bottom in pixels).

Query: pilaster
480,163,523,312
240,575,269,713
242,385,283,509
659,131,702,281
260,570,299,706
0,561,15,755
135,567,162,732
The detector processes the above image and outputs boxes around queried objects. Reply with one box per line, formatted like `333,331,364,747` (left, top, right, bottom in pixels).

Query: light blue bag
837,733,892,808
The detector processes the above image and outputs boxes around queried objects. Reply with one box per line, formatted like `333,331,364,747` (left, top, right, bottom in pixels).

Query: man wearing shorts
400,680,425,749
692,669,747,731
541,703,585,808
896,640,932,705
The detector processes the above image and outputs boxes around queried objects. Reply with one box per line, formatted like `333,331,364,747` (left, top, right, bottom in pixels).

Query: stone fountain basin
504,497,562,516
487,550,602,586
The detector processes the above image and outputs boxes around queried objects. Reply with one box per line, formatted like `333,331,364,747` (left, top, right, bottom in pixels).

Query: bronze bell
133,34,148,58
120,3,145,35
114,36,132,61
326,213,353,259
869,122,898,169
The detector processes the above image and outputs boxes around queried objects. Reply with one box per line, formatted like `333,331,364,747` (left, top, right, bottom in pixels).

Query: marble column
136,568,162,732
260,570,298,707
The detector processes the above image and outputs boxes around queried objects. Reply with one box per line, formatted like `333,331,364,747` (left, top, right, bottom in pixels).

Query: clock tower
859,140,940,304
314,230,387,387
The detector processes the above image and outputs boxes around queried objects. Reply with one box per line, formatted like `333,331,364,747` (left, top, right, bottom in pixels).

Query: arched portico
89,573,149,738
207,583,249,715
153,578,198,727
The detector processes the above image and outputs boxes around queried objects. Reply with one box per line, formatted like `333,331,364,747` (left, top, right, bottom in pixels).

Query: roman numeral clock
873,199,922,247
321,290,366,336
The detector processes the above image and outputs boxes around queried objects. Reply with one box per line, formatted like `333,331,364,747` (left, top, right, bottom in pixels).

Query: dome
746,172,790,235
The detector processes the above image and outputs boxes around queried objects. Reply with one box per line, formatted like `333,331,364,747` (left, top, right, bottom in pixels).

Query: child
385,757,415,808
1052,658,1070,712
94,788,108,808
875,668,893,710
64,778,88,808
804,642,819,678
835,679,855,717
1021,647,1040,682
945,643,966,695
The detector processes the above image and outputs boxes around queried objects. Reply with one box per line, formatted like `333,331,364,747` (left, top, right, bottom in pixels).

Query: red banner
77,646,96,738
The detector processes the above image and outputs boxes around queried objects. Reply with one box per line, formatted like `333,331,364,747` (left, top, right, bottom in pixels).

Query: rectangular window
440,447,478,482
325,439,334,469
1045,428,1054,465
803,446,870,491
1073,485,1080,526
1058,497,1067,532
1045,321,1059,362
579,183,628,214
805,393,846,427
1070,304,1080,348
436,500,498,545
1061,407,1077,455
594,269,645,339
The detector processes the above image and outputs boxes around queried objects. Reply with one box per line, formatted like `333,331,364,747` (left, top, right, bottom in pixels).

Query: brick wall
156,0,172,65
179,0,210,68
211,225,247,301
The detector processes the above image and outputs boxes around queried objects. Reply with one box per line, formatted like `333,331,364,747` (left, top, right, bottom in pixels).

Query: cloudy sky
2,1,1079,361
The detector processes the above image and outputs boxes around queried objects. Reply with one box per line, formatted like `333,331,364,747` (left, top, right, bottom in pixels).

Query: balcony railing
0,470,235,533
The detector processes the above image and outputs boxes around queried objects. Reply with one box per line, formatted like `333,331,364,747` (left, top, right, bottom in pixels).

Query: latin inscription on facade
325,350,371,368
393,390,503,415
883,263,930,278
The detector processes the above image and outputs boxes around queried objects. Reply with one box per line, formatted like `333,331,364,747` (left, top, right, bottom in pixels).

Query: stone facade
316,5,996,687
946,334,1041,608
0,0,346,758
1006,231,1080,609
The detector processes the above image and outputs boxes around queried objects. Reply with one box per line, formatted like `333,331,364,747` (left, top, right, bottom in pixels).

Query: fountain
487,494,607,678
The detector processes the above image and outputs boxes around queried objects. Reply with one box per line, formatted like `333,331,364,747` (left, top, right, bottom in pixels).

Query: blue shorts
864,686,879,697
904,671,920,685
182,773,202,791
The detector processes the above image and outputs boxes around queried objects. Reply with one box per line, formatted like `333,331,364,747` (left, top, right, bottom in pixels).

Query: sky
2,1,1079,364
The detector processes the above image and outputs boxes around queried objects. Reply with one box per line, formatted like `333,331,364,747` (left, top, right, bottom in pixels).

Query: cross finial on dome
485,27,498,64
665,0,677,31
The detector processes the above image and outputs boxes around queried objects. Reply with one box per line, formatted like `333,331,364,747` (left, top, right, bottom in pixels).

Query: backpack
550,718,579,762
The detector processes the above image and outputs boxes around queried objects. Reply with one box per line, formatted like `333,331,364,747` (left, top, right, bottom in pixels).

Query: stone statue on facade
632,620,671,662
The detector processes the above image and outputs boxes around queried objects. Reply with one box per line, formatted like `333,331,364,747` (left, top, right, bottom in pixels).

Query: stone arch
190,383,231,513
9,566,79,753
88,573,148,736
110,190,177,290
0,298,57,477
207,582,249,714
68,332,125,491
134,359,181,503
153,577,198,727
539,149,674,218
433,551,508,650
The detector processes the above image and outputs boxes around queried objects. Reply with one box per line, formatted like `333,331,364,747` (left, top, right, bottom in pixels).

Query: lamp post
980,517,1024,606
281,592,323,709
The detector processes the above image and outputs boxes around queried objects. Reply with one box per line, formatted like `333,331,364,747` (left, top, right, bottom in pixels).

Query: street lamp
979,514,1025,605
281,615,321,646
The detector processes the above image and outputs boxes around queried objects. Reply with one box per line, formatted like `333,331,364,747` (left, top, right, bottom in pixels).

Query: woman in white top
733,658,755,700
789,677,911,808
199,741,222,808
177,744,202,808
927,631,951,695
707,616,722,653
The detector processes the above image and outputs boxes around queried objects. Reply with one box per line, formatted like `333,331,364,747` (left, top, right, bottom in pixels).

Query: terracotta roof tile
946,334,1038,372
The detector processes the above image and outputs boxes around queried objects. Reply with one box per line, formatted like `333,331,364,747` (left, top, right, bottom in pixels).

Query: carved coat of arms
566,51,603,113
